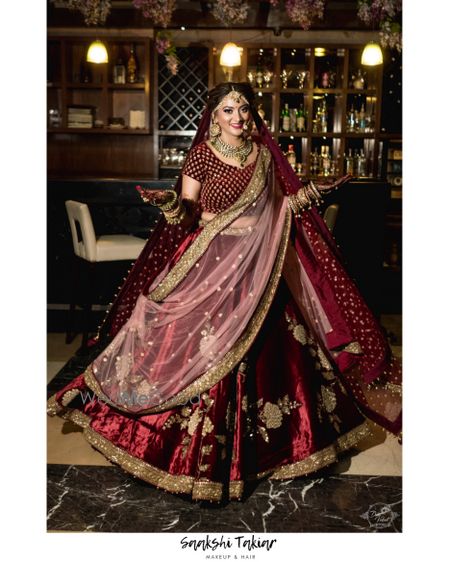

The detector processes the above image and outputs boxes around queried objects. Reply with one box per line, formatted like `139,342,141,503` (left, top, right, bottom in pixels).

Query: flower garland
285,0,325,30
132,0,177,28
156,31,180,76
51,0,111,26
268,0,325,30
357,0,402,51
211,0,250,26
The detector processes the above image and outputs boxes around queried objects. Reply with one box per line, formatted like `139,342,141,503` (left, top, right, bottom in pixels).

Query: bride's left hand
313,174,353,193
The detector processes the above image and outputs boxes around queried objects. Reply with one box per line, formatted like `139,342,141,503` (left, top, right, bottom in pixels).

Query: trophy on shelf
295,70,309,89
255,69,264,88
263,70,273,88
281,69,292,89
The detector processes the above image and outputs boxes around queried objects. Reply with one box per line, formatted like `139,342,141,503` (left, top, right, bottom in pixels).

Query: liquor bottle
113,57,126,84
354,150,363,177
127,44,137,83
347,105,356,132
359,103,366,132
321,145,331,177
286,144,297,171
358,149,367,177
281,103,290,132
345,148,354,175
296,104,306,132
320,99,327,133
289,108,297,132
310,148,320,176
355,149,366,178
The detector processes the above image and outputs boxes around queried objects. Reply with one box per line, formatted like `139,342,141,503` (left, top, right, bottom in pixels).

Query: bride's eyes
223,106,249,114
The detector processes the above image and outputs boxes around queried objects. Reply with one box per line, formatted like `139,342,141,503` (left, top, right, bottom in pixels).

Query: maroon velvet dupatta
86,106,401,436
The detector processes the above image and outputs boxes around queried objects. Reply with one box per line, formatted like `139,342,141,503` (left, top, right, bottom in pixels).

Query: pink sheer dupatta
84,147,291,414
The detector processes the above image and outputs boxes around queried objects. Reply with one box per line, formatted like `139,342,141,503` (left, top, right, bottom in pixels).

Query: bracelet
157,190,178,212
163,200,186,224
306,180,323,202
287,186,314,216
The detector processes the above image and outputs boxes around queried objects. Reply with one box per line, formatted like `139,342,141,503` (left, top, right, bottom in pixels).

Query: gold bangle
163,199,181,217
156,190,178,212
164,204,186,225
307,180,322,202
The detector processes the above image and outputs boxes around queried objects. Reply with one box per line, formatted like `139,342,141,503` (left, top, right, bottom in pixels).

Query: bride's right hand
136,186,176,207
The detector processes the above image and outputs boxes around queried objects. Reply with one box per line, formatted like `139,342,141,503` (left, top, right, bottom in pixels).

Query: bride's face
214,96,252,139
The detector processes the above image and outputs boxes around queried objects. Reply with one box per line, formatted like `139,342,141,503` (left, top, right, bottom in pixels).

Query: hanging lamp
86,40,109,64
361,41,383,66
220,42,242,81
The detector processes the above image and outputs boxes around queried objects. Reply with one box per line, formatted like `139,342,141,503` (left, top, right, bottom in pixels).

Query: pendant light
87,40,109,64
220,42,242,67
361,41,383,66
220,42,242,81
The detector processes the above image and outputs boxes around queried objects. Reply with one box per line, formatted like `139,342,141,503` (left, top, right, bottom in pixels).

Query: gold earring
210,121,221,138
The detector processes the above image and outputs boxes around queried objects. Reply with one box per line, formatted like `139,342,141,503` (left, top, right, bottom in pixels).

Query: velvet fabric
49,279,370,501
47,91,401,502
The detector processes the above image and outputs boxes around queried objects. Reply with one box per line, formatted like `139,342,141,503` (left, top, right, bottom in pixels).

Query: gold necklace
210,135,253,167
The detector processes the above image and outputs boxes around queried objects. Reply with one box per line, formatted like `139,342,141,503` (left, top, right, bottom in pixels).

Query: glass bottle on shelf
286,144,297,171
281,103,290,132
320,99,327,133
113,58,126,84
359,103,366,132
289,109,297,132
310,148,320,176
127,44,137,83
321,145,331,176
347,105,356,132
345,148,354,175
358,149,367,177
354,150,360,176
296,104,306,132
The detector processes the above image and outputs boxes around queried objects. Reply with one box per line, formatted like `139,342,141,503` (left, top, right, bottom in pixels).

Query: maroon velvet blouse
182,141,260,214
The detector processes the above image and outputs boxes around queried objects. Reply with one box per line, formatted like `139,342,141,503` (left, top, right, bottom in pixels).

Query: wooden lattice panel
158,47,209,131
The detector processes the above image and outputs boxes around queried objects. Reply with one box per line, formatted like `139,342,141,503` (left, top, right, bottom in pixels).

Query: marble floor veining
47,315,402,532
47,465,401,533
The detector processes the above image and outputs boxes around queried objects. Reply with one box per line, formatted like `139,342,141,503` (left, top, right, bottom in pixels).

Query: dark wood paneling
47,134,156,178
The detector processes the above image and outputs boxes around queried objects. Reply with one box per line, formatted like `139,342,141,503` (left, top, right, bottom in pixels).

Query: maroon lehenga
47,114,401,503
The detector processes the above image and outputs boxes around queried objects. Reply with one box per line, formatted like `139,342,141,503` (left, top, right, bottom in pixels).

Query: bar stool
323,203,340,233
65,200,146,348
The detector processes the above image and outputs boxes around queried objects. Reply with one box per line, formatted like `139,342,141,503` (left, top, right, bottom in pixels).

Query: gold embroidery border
84,203,292,415
149,145,271,302
47,394,371,502
266,421,372,480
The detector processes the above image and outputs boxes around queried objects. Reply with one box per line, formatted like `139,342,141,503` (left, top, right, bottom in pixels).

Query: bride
47,82,401,503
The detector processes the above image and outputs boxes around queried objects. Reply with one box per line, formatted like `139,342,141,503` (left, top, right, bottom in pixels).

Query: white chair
323,203,340,233
65,200,146,347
